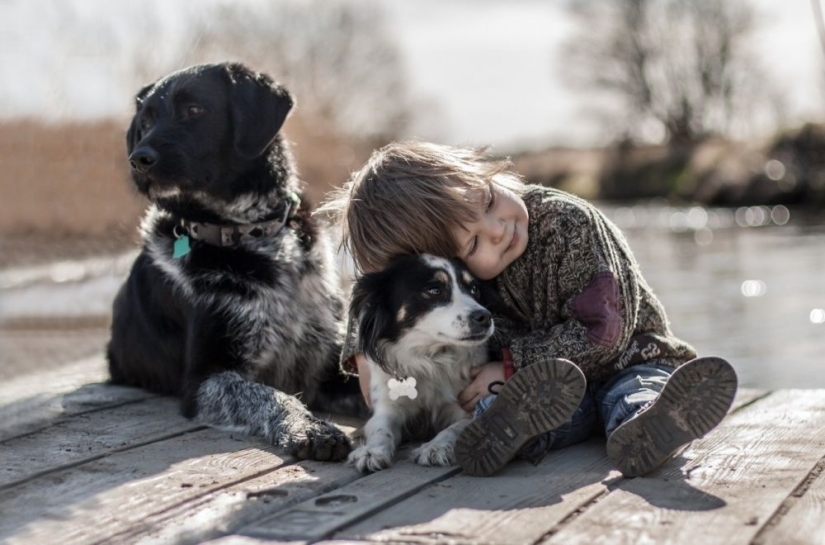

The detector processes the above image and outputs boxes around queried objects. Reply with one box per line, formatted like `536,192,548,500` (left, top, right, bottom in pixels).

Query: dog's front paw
347,444,394,472
285,418,352,462
411,440,456,467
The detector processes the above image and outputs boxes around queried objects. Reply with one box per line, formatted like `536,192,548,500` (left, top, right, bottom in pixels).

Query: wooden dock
1,355,824,545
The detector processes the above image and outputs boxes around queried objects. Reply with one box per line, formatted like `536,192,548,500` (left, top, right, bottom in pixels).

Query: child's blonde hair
319,141,524,273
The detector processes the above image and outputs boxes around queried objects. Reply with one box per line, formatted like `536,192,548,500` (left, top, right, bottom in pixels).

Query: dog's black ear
350,272,392,369
126,82,154,152
134,82,154,108
226,64,294,160
480,279,526,325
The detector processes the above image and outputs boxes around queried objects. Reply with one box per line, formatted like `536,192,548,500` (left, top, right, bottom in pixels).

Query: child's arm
355,353,372,408
457,362,504,412
505,202,641,379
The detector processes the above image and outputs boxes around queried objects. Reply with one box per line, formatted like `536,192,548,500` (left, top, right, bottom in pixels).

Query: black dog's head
126,62,295,219
350,254,494,373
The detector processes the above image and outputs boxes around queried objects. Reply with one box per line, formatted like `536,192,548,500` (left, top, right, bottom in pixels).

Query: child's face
451,184,529,280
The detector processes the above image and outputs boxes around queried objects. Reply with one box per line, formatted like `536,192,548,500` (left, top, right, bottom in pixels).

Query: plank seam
93,455,318,545
530,390,775,545
252,466,463,543
530,487,612,544
749,454,825,545
730,390,774,414
0,395,159,445
0,425,207,492
324,467,462,540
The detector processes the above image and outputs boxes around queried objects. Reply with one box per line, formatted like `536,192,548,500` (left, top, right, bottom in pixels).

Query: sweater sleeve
507,204,640,376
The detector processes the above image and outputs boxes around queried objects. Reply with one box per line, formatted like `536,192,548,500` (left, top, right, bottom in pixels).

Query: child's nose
485,216,506,243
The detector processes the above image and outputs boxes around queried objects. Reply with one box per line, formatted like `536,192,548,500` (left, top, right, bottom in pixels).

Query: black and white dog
347,254,494,472
107,63,365,461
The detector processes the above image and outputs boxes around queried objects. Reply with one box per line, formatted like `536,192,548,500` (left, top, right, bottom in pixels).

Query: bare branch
562,0,777,144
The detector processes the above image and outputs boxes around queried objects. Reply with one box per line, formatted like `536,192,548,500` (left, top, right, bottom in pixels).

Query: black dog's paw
285,417,352,462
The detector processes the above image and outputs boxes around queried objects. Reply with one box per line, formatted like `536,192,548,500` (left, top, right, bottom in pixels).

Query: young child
323,141,738,478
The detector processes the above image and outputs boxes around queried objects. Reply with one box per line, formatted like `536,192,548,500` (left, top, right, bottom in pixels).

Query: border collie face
351,254,493,373
348,254,495,472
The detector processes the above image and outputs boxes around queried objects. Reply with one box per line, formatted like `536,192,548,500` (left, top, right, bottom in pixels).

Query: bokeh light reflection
765,159,786,181
694,227,713,246
771,205,790,225
741,280,767,297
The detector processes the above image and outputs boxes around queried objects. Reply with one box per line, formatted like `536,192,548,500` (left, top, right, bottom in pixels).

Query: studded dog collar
174,193,299,251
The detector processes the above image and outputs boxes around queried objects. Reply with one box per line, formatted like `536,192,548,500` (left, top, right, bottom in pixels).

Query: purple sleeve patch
570,271,622,348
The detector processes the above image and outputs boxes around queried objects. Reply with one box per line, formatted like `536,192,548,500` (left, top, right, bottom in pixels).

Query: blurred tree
179,0,411,141
563,0,784,145
124,0,414,202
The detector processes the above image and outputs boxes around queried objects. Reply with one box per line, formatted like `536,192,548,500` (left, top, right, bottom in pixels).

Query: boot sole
606,356,738,478
455,358,587,477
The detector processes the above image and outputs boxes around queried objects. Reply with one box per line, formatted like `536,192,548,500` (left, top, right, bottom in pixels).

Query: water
2,204,823,389
600,203,825,389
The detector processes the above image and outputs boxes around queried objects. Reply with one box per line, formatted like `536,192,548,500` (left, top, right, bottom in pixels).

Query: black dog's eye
184,104,205,118
140,115,154,131
469,284,479,297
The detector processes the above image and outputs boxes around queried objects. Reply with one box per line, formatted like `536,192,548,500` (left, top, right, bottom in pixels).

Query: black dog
108,63,365,461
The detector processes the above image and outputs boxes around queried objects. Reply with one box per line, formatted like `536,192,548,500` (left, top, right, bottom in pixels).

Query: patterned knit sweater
484,185,696,383
342,185,697,384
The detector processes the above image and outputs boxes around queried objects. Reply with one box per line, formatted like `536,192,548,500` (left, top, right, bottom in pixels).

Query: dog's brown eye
469,285,479,297
424,287,442,297
140,116,153,131
186,104,205,118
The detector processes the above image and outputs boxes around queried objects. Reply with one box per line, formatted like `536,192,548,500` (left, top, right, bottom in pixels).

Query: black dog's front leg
193,371,351,461
181,313,352,461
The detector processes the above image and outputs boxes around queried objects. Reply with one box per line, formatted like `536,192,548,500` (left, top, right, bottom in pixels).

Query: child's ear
350,272,392,367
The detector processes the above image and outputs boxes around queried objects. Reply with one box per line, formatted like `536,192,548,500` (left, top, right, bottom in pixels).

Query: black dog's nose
129,147,159,173
470,309,491,327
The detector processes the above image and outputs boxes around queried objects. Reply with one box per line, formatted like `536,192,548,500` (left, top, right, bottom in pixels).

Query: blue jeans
474,363,675,452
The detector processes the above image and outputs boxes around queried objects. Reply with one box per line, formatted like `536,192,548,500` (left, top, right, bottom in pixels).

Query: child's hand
354,353,371,408
458,361,505,413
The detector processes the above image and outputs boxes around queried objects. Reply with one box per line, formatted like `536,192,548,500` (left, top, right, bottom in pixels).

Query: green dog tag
173,235,191,259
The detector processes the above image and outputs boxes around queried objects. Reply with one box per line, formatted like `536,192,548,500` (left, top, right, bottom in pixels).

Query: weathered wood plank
204,538,305,545
0,355,107,406
0,397,201,488
732,387,768,409
0,354,773,545
0,428,292,545
752,457,825,545
0,354,154,441
540,390,825,545
238,446,461,542
111,457,364,544
337,439,617,545
204,541,366,545
313,542,372,545
334,388,769,544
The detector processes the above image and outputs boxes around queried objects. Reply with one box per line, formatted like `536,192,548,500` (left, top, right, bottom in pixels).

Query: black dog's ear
126,82,154,152
134,82,153,108
226,64,294,160
350,272,393,369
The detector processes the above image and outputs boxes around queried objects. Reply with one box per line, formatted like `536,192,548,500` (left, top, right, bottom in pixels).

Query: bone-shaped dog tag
388,377,418,400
